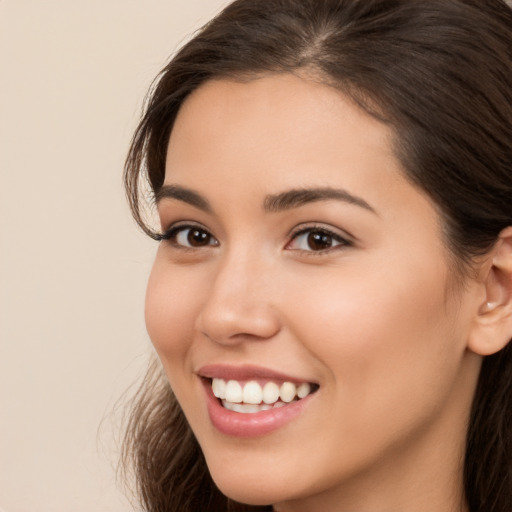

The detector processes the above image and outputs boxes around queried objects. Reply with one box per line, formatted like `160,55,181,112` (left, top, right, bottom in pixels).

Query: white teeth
224,380,243,403
262,382,280,404
243,381,263,404
212,377,315,413
212,378,226,399
297,382,311,399
221,400,289,413
279,382,296,403
222,400,236,411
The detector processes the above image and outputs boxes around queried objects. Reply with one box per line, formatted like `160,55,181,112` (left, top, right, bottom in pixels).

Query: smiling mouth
210,378,319,414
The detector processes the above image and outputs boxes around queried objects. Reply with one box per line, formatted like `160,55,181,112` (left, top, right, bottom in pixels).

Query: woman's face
146,74,482,510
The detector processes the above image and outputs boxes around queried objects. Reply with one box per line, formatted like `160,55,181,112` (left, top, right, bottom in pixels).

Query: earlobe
468,227,512,356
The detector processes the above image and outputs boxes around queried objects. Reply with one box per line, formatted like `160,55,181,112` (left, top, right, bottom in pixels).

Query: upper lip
197,364,317,384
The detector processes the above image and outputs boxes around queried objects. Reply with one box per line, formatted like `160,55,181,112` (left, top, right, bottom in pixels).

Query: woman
121,1,512,511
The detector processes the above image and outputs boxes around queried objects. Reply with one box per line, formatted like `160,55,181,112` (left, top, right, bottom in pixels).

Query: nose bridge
196,244,280,343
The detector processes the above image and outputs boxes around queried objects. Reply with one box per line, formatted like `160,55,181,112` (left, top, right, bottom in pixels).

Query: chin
207,462,294,507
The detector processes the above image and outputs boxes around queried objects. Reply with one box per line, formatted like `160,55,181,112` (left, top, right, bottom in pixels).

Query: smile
212,378,316,413
198,365,319,436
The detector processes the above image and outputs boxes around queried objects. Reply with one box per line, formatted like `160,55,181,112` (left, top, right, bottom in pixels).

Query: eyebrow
155,184,376,215
155,185,212,212
263,187,377,214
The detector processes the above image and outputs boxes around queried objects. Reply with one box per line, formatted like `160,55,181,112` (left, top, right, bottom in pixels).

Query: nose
195,252,281,345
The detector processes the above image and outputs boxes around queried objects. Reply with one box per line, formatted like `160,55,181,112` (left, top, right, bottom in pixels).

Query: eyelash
287,225,353,254
156,223,219,250
157,223,352,254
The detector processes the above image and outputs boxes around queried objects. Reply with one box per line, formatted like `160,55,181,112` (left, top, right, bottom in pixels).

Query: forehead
166,74,400,193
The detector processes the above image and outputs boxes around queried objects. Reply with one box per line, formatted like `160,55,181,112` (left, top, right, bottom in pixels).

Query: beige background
0,1,228,511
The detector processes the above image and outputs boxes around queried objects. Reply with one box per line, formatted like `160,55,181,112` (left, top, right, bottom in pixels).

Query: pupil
307,232,332,250
188,229,209,246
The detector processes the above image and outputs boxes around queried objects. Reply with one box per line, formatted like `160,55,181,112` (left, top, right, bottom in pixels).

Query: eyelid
286,223,354,253
156,221,219,247
156,221,200,241
156,220,352,254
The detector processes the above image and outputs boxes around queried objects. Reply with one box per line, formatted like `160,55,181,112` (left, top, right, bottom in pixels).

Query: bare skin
145,73,512,512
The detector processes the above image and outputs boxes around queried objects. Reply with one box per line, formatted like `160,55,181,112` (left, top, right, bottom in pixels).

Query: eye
157,224,219,248
287,226,351,252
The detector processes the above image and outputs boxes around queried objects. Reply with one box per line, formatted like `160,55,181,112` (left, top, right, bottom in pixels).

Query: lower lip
202,380,315,438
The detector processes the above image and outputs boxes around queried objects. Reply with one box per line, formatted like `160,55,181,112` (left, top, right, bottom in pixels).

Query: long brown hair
122,1,512,510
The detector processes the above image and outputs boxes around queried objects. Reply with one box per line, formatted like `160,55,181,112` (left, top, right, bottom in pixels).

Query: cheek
144,256,202,367
287,258,460,420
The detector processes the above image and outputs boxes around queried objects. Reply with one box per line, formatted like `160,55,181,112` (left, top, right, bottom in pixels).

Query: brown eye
186,228,212,247
306,231,334,250
287,227,349,252
160,225,218,248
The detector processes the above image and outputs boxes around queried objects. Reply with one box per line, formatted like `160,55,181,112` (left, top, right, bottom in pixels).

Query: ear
468,227,512,356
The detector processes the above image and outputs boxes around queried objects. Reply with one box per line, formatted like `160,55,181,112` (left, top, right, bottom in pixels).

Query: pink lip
197,364,314,384
198,365,318,438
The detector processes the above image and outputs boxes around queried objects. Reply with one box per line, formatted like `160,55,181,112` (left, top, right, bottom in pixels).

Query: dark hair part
122,1,512,510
